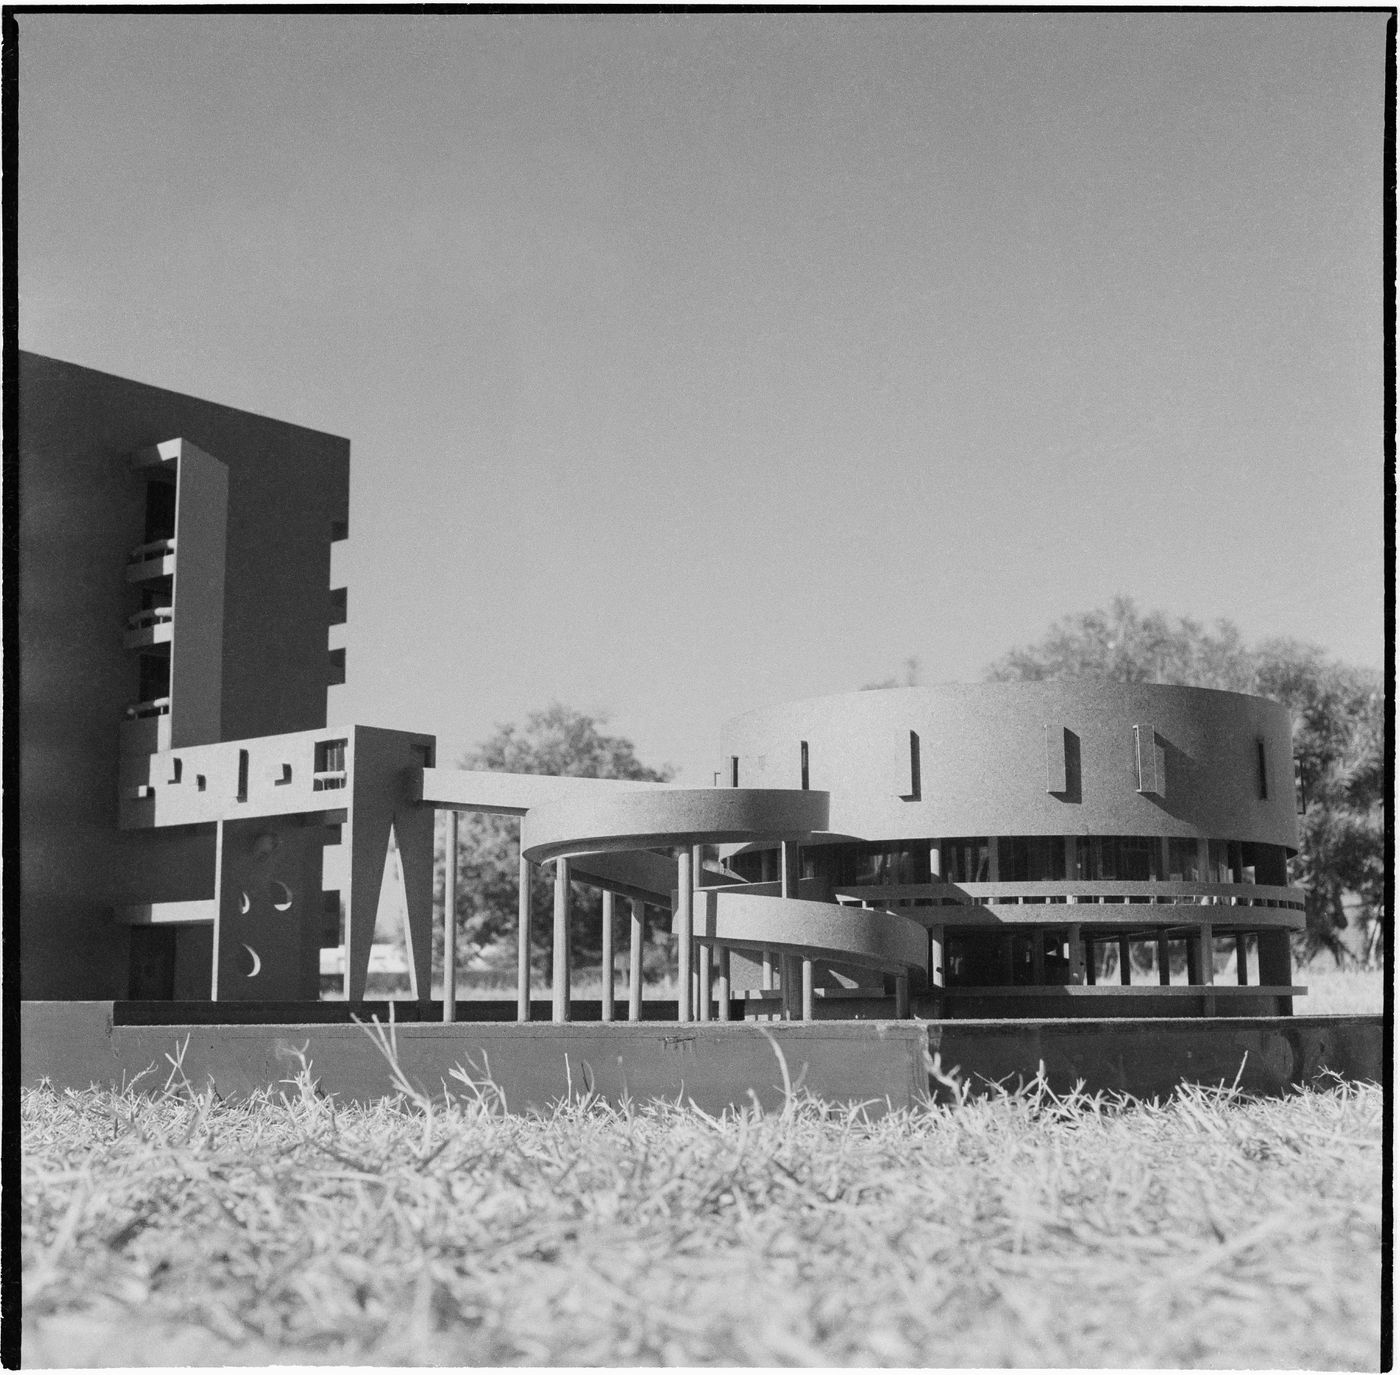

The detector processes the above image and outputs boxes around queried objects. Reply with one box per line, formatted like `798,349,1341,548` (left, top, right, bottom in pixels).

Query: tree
985,598,1384,965
862,657,923,691
437,704,674,977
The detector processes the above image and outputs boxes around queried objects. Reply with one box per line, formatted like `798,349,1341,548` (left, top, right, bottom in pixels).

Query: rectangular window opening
903,730,921,801
235,749,249,803
1045,724,1068,793
314,738,348,791
799,741,809,791
729,756,740,788
143,476,177,544
1166,837,1200,883
1134,723,1163,795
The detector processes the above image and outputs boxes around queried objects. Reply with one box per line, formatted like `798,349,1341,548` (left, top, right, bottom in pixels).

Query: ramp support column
552,858,571,1023
442,810,457,1023
517,845,531,1022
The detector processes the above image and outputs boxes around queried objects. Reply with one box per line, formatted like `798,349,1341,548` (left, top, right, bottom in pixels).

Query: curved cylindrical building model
528,682,1305,1020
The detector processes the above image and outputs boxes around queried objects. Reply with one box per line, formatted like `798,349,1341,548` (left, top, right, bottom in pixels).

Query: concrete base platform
20,1003,1383,1114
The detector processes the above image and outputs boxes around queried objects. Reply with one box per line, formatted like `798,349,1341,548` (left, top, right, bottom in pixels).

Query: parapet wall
720,682,1300,849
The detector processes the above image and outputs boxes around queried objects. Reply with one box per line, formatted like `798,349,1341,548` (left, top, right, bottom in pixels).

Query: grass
1296,962,1385,1016
20,1037,1384,1369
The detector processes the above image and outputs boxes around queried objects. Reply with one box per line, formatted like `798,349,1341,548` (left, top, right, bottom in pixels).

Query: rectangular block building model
18,352,1309,1025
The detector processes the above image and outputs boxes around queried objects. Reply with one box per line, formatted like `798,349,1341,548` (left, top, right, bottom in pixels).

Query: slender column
780,840,800,897
698,941,713,1022
761,948,776,1021
781,954,798,1020
894,973,910,1018
1197,921,1215,1015
676,851,693,1021
693,845,705,1010
1257,930,1294,1012
552,858,571,1023
1084,937,1097,985
1235,933,1249,986
441,810,458,1023
1067,924,1084,985
928,925,945,1018
1158,932,1171,986
1186,928,1201,985
1119,934,1132,986
716,947,731,1021
601,890,615,1022
779,843,800,1021
517,848,532,1022
801,956,814,1021
628,898,644,1021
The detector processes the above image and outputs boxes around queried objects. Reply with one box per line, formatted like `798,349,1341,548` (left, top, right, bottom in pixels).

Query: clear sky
18,12,1387,783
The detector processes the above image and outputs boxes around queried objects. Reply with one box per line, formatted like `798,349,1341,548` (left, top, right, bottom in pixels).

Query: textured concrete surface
720,683,1299,847
21,1004,1381,1112
20,352,348,999
521,787,829,863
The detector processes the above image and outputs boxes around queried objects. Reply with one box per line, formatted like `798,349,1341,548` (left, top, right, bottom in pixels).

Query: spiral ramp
520,787,930,984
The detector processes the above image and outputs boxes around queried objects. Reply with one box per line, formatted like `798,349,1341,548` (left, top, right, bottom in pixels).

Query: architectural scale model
18,352,1307,1031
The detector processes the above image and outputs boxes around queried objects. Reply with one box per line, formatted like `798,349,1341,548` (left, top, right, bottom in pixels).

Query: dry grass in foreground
21,1044,1383,1370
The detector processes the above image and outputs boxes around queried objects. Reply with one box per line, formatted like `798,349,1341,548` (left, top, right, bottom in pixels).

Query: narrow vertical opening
1256,738,1269,799
903,730,921,801
1045,723,1068,793
143,476,177,543
729,755,739,788
236,749,249,802
799,741,809,791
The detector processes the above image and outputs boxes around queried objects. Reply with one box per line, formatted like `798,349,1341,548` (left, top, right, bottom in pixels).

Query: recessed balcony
125,696,171,722
119,703,171,754
126,537,176,582
124,605,173,649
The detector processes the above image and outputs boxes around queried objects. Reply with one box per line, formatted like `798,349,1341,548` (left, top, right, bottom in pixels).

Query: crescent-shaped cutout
242,943,262,978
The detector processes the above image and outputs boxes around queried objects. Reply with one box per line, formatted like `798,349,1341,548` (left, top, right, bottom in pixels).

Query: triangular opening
370,826,419,999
